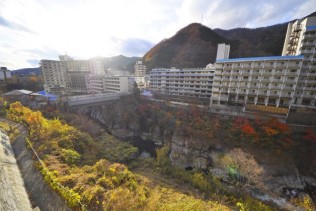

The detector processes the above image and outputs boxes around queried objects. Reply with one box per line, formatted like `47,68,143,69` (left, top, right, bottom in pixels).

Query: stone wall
10,123,70,211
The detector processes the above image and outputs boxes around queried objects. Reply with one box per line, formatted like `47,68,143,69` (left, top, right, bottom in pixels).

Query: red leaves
242,123,257,136
233,117,257,137
304,128,316,143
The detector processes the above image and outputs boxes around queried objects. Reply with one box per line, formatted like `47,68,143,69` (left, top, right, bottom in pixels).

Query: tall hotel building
134,60,148,90
210,15,316,117
41,55,104,95
149,64,215,104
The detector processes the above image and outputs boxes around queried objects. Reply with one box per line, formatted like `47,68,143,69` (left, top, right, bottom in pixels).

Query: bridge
65,92,130,107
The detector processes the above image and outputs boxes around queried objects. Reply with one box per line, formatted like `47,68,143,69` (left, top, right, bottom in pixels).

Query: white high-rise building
134,59,147,90
149,64,215,104
216,43,230,60
282,16,316,56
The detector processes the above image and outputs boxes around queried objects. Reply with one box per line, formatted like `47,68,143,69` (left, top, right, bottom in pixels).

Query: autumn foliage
5,101,230,210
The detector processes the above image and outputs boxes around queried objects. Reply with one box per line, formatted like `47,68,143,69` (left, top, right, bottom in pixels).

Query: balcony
303,87,316,91
270,79,284,83
222,73,231,76
248,92,258,96
284,79,297,83
249,85,258,89
270,85,283,89
301,94,316,98
269,93,280,97
231,72,241,75
262,72,273,75
251,71,261,75
304,33,316,39
251,78,261,82
283,87,295,91
274,71,286,75
301,49,314,54
260,79,271,83
305,80,316,84
302,42,316,47
287,71,299,76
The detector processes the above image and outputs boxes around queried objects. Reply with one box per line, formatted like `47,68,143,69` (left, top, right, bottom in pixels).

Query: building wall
134,60,147,90
89,75,104,93
103,76,131,93
41,60,68,95
149,66,214,101
282,16,316,56
211,16,316,115
67,71,90,93
41,57,105,95
216,44,230,60
210,56,304,112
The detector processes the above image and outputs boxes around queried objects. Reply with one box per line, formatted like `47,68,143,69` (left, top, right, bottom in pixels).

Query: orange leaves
265,118,290,133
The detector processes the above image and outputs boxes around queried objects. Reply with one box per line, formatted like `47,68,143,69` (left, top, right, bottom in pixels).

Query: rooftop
216,55,304,63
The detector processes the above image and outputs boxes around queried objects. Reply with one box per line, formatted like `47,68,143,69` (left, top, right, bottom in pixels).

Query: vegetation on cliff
2,96,315,210
3,101,231,210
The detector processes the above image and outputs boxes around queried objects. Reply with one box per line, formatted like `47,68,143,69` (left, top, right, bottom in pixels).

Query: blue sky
0,0,315,70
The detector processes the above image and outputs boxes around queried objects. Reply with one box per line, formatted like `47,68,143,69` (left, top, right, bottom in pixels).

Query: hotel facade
41,55,105,95
149,64,215,104
210,15,316,116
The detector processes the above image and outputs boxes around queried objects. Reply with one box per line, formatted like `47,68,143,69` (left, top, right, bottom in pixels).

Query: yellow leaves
145,186,230,211
263,126,279,136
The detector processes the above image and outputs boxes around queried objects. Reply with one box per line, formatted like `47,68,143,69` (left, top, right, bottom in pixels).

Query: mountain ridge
143,22,288,70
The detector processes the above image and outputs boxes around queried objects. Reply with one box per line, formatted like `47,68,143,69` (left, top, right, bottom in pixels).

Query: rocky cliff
74,98,316,204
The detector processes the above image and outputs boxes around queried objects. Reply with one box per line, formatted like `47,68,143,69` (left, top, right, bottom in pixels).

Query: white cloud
0,0,315,69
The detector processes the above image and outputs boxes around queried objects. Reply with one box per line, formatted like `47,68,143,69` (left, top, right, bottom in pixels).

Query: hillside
143,22,287,70
214,23,287,57
12,67,42,76
102,55,138,72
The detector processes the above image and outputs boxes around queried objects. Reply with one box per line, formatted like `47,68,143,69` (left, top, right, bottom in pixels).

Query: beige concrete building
88,71,134,94
103,75,133,93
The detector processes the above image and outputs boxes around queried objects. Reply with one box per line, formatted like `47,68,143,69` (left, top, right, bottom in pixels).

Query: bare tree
217,148,265,189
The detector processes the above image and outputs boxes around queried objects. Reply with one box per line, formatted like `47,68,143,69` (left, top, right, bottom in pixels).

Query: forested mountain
143,22,287,70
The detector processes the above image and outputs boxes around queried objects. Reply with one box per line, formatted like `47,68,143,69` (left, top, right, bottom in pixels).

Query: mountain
143,22,288,70
12,67,42,76
102,55,138,72
213,23,287,58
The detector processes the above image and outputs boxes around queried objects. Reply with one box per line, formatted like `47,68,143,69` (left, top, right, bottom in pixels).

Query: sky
0,0,315,70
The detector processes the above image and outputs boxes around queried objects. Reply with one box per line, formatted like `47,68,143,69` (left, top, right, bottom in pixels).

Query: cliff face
143,22,287,70
74,99,316,203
